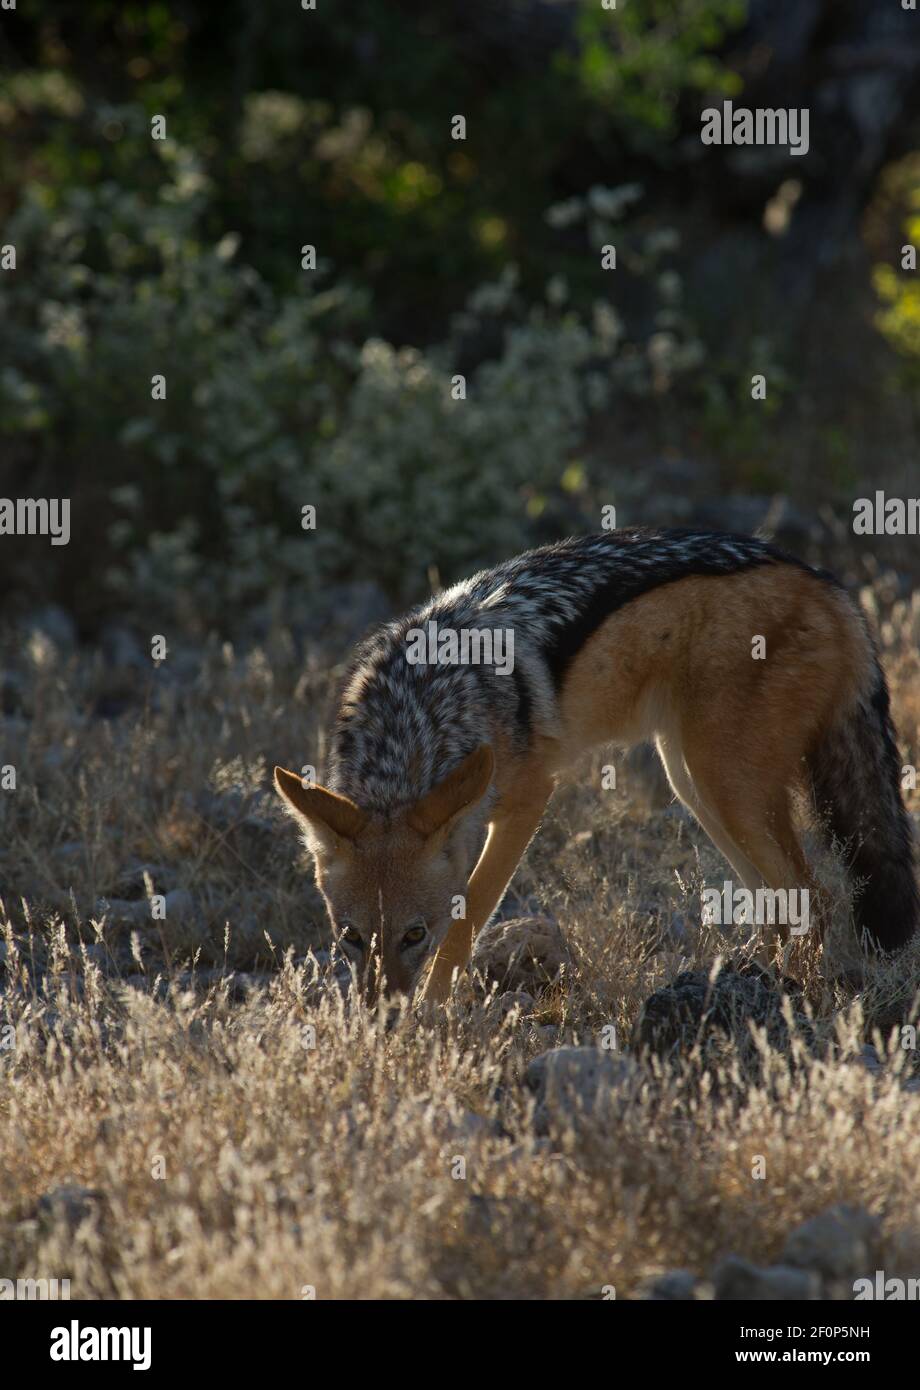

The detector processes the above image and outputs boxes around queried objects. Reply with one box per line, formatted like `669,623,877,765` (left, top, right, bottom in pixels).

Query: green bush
0,147,703,621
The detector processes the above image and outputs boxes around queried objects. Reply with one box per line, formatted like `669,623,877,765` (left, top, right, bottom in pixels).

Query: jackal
274,528,918,1004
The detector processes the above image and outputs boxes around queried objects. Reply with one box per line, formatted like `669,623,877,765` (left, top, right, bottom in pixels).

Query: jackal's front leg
422,791,552,1004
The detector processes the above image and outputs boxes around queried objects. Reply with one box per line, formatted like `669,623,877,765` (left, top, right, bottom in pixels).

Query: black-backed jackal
274,528,918,1004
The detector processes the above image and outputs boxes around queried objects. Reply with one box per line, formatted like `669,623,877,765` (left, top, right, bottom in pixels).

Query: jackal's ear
273,767,366,854
407,744,494,840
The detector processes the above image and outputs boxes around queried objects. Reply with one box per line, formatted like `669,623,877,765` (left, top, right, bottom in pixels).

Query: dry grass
2,580,920,1300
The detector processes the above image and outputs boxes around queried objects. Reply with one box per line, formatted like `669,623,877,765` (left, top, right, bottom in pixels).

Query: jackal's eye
340,924,363,949
401,922,427,949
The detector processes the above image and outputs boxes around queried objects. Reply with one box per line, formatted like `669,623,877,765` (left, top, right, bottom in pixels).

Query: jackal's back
325,528,823,811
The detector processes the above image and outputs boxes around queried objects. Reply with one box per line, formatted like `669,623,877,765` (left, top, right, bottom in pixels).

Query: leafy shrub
0,136,703,623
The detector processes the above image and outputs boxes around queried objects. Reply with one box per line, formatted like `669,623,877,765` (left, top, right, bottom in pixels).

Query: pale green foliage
0,149,701,617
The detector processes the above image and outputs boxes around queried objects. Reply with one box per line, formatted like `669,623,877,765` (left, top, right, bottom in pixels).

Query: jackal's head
274,746,494,1004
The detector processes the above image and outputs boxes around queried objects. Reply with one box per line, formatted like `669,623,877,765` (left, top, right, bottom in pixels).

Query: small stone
525,1046,640,1136
472,916,571,993
162,889,195,919
94,897,148,925
713,1256,821,1301
497,990,535,1016
635,965,812,1060
782,1205,880,1282
113,860,178,896
852,1044,883,1075
643,1269,702,1301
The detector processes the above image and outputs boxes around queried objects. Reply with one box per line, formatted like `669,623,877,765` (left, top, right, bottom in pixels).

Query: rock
713,1256,821,1301
94,888,195,924
851,1044,884,1076
634,964,812,1060
494,892,551,923
643,1269,702,1301
112,860,178,897
36,1184,106,1233
157,887,195,921
472,916,571,994
525,1046,640,1136
301,947,359,1002
94,896,148,925
497,990,535,1016
781,1205,880,1282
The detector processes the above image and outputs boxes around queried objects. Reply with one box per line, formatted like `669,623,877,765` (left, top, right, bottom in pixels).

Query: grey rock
113,860,178,896
494,892,554,923
158,888,195,921
714,1256,821,1301
635,964,812,1060
525,1045,640,1136
94,888,195,924
782,1205,880,1282
497,990,535,1016
472,916,571,994
852,1044,884,1076
644,1269,702,1301
94,896,147,925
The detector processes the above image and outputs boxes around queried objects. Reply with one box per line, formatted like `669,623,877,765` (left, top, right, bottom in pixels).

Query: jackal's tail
807,654,918,951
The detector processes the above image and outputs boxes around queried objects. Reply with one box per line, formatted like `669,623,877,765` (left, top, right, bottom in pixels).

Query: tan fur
426,567,870,997
277,566,880,1004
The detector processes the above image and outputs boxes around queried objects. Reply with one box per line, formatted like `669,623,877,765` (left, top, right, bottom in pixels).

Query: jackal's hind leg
656,733,820,956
